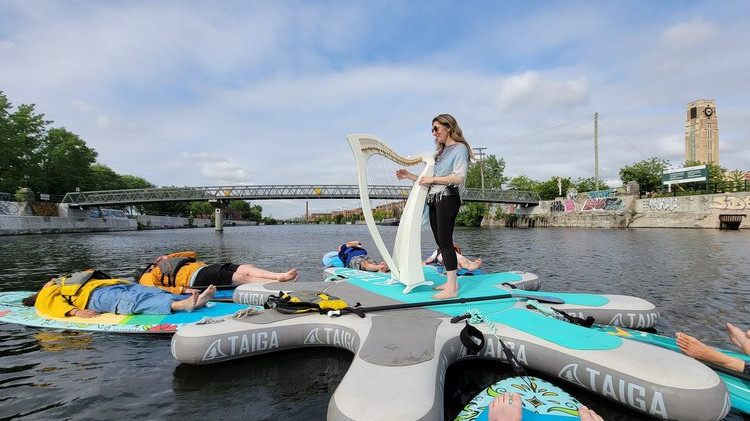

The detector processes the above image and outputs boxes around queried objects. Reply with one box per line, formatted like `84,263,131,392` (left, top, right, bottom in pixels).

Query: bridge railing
61,185,540,206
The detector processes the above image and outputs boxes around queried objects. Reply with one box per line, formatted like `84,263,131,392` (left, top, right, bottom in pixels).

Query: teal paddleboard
594,325,750,415
455,376,581,421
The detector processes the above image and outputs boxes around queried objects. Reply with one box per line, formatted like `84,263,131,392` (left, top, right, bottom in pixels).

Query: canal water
1,224,748,420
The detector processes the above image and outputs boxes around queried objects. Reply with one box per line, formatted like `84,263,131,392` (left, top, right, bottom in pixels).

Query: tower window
690,107,697,119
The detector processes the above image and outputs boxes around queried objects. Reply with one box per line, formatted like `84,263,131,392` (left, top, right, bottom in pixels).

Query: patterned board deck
454,376,580,421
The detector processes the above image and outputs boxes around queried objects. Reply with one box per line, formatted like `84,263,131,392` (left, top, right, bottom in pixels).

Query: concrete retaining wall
483,192,749,229
0,202,254,236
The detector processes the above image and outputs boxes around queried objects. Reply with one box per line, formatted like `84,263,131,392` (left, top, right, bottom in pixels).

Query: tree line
0,91,269,222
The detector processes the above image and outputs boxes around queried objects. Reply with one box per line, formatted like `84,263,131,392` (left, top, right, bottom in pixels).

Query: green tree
465,155,506,189
619,157,670,194
120,174,154,190
456,202,485,226
572,177,599,193
726,169,747,192
0,93,50,194
189,201,214,217
535,177,571,200
40,128,98,196
458,154,507,226
507,175,539,191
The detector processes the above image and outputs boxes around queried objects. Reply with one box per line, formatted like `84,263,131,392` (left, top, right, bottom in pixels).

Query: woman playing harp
396,114,474,299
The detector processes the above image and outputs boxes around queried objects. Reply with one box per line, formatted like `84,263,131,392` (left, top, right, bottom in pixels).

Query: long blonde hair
432,114,475,161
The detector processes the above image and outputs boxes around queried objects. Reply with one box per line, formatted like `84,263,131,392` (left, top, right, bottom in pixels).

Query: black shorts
192,263,239,287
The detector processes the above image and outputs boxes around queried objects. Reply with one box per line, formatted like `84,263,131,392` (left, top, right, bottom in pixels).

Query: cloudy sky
2,0,749,218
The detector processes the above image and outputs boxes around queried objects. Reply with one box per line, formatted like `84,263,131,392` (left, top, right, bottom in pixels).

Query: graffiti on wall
551,198,624,212
644,197,679,212
0,201,22,216
708,194,750,210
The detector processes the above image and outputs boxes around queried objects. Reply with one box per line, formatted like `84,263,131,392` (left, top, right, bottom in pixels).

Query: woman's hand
418,176,435,186
69,308,100,318
396,169,415,181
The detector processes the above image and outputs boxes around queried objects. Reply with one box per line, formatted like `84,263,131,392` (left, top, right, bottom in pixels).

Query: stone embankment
482,192,749,230
0,202,255,236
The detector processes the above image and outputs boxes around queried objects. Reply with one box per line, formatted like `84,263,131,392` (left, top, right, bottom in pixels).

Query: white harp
346,134,435,293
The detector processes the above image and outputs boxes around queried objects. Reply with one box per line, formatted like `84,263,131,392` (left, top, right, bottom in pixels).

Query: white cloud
2,0,750,218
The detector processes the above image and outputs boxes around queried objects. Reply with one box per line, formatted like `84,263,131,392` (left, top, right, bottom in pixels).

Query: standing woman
396,114,474,299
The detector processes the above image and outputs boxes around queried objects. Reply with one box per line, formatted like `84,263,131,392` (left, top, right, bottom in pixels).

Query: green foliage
465,154,506,189
0,93,50,194
456,202,486,227
40,128,98,195
507,175,539,191
189,201,214,217
572,177,600,193
535,177,571,200
619,157,670,194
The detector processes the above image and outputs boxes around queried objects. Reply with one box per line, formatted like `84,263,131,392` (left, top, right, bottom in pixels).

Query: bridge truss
61,185,539,207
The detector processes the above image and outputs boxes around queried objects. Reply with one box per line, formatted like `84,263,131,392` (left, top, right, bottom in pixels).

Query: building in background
685,99,719,165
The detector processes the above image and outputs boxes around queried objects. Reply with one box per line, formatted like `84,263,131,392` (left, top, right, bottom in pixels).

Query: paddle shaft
354,293,564,314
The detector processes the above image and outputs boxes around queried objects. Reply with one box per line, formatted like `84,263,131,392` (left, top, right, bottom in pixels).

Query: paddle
330,292,565,318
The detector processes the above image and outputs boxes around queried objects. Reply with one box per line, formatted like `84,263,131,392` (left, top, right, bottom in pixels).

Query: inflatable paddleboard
455,376,581,421
324,266,539,291
0,291,249,334
595,325,750,415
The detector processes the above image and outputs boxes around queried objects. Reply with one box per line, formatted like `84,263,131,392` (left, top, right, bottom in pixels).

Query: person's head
431,114,475,159
22,292,38,307
21,280,53,307
133,263,154,282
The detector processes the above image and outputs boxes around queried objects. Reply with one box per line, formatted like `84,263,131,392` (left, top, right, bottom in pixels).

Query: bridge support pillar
210,200,229,232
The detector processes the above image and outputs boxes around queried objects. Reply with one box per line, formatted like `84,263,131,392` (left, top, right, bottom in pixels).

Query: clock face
704,107,713,116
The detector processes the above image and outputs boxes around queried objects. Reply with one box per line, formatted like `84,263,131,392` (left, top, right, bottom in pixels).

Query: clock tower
685,99,719,165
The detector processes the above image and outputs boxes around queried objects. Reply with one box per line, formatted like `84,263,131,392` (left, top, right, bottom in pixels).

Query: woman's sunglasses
431,124,447,133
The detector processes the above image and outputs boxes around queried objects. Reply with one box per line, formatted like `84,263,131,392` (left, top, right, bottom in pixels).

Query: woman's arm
418,174,464,187
396,169,418,182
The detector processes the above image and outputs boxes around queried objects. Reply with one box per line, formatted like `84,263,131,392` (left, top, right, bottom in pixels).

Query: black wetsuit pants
428,195,461,271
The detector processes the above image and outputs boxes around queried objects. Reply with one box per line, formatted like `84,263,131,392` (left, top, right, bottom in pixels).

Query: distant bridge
61,185,540,207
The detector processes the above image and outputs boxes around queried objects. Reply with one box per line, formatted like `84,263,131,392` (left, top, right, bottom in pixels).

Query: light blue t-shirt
430,143,469,195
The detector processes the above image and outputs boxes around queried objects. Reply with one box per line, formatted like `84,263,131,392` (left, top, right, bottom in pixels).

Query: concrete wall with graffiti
630,193,750,228
484,192,749,229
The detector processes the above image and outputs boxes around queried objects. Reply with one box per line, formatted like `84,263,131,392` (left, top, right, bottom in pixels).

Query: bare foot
172,291,199,313
377,262,390,273
431,288,458,299
468,258,482,271
578,405,604,421
277,269,298,282
488,392,522,421
726,322,750,355
433,284,446,291
194,285,216,309
675,331,745,372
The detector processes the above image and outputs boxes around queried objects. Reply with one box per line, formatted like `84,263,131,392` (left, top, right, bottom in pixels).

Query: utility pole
473,147,487,190
594,112,600,190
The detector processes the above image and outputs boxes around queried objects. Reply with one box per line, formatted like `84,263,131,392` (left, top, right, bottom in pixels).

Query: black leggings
428,195,461,271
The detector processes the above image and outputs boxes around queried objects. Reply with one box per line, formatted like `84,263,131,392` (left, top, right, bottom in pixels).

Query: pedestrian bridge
61,185,540,207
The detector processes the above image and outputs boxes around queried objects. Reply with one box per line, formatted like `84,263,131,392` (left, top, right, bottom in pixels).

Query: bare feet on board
487,392,522,421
